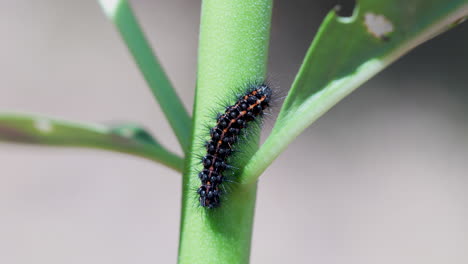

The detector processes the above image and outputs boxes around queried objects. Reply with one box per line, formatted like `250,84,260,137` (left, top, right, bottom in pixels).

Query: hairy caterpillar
197,84,272,208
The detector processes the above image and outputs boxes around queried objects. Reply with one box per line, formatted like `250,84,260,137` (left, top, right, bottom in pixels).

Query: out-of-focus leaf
97,0,192,153
242,0,468,184
0,113,184,172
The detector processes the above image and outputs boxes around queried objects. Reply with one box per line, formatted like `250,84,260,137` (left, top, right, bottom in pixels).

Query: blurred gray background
0,0,467,263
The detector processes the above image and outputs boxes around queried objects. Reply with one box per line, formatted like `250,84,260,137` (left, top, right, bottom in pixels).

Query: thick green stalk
178,0,273,263
98,0,192,153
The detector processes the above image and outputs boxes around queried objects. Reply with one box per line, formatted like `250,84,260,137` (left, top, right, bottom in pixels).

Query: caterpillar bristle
198,83,272,209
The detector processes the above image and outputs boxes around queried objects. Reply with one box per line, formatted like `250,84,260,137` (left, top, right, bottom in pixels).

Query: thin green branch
0,113,184,172
98,0,192,154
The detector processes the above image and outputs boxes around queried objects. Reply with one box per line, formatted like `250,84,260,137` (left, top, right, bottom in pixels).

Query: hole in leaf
333,0,356,17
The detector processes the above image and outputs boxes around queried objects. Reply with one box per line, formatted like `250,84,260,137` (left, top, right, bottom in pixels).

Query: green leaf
241,0,468,185
97,0,192,154
0,113,184,172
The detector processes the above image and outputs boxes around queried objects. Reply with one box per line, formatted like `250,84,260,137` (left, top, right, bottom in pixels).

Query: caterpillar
197,84,272,208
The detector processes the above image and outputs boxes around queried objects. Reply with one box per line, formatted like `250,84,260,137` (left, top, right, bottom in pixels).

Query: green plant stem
178,0,273,263
98,0,192,154
0,113,184,172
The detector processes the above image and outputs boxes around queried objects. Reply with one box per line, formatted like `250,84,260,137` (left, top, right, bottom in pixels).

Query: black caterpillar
197,84,272,208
